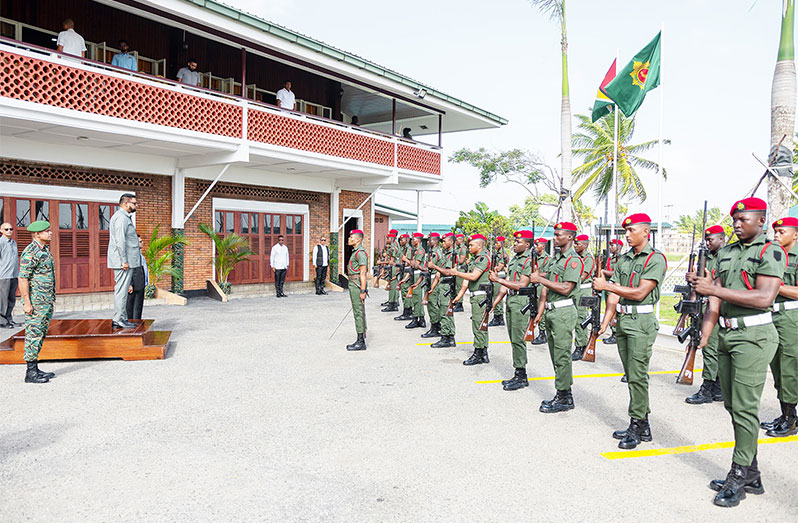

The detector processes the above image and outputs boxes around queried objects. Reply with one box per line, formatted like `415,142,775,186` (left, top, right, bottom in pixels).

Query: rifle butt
523,317,536,342
676,347,697,385
582,336,597,362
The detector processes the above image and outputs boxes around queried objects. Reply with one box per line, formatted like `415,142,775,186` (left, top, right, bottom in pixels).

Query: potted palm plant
199,223,254,297
143,224,188,299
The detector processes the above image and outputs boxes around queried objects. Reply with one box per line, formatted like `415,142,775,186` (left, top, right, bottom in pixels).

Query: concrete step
10,292,169,315
226,281,320,300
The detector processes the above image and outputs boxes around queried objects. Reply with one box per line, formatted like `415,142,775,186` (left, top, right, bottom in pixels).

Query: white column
330,186,340,232
416,190,423,233
370,189,376,269
172,167,185,228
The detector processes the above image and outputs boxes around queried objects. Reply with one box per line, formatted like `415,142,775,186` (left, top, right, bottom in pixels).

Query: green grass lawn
658,294,681,327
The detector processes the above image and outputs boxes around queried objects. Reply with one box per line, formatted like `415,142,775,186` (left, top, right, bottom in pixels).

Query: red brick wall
338,190,372,265
374,212,389,252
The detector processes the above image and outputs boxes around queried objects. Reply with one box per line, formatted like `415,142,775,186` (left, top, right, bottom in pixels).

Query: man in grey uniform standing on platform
108,193,141,329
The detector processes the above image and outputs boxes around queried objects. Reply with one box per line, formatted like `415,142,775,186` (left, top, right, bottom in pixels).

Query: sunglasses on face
2,228,12,231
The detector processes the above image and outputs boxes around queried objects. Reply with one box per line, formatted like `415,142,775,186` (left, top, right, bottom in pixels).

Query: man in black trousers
126,235,148,320
313,236,330,295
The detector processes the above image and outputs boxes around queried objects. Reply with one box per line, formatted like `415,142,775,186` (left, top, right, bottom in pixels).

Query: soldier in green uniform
531,222,582,413
690,198,784,507
17,220,57,384
593,213,666,448
405,232,427,329
381,230,400,312
453,234,468,313
488,236,509,327
394,234,414,321
421,232,443,338
760,216,798,437
490,230,535,390
572,234,596,361
447,234,491,365
345,229,369,351
429,232,457,348
602,239,623,345
685,225,726,404
530,238,551,345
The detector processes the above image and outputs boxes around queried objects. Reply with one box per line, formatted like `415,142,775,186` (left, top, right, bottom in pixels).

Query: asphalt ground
0,289,796,521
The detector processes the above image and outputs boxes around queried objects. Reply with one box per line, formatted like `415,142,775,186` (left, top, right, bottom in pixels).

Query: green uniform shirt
428,246,442,268
467,252,490,292
776,242,797,303
347,245,368,277
706,250,719,280
538,254,552,275
715,234,785,317
581,252,596,281
19,241,56,304
439,247,454,273
456,243,468,267
413,245,426,264
611,242,667,306
544,246,582,303
508,249,533,281
494,248,509,271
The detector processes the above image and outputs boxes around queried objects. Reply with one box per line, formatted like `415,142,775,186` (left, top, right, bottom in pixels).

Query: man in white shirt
56,19,86,58
270,235,290,298
313,236,330,295
176,60,201,86
276,81,295,110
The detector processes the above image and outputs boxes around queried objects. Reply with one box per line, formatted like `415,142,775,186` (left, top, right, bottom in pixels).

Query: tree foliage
674,206,732,237
199,223,254,286
143,224,188,298
454,202,513,242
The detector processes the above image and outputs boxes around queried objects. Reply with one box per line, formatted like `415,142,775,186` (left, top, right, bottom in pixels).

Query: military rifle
579,222,604,362
477,282,494,331
673,225,697,337
523,222,540,342
675,202,709,386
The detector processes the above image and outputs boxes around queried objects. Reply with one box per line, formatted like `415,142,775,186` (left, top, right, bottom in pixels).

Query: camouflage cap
27,220,50,232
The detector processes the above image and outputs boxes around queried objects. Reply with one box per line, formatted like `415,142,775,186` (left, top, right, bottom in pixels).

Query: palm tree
528,0,572,221
199,223,254,294
142,224,188,299
571,111,669,222
674,207,729,235
770,1,796,220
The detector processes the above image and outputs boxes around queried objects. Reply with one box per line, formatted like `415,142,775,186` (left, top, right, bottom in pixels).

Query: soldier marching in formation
447,234,491,365
379,229,400,313
571,234,596,361
394,234,413,321
453,234,468,313
405,232,427,330
421,232,443,339
428,232,457,348
530,237,551,345
488,236,509,327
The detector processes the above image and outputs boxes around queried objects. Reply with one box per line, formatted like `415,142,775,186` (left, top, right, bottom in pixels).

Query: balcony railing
0,39,441,176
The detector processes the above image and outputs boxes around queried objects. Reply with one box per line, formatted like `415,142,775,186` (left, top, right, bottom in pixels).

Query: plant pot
220,281,232,295
144,284,157,300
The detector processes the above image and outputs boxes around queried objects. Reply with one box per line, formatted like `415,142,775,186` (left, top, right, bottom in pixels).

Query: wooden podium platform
0,319,171,363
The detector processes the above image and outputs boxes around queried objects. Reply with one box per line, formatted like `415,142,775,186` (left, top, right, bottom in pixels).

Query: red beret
400,233,410,238
576,234,589,242
443,232,455,238
496,236,506,242
514,230,534,239
455,233,465,238
554,221,578,232
350,229,364,235
773,217,798,228
387,233,396,238
611,239,624,246
389,229,398,235
535,237,550,243
730,197,767,216
428,232,441,238
705,225,725,236
622,213,652,227
412,232,424,238
469,234,487,242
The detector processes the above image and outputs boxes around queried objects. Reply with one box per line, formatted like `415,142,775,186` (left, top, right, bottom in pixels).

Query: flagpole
656,22,665,320
612,48,619,241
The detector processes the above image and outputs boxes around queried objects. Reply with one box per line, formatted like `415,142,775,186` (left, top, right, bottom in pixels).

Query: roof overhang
374,203,417,221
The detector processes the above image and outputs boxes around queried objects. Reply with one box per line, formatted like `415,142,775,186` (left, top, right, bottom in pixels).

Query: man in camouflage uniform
345,229,369,351
394,234,413,320
421,232,443,338
405,232,427,329
490,230,534,390
572,234,596,361
685,225,726,405
429,232,457,348
530,237,551,345
18,220,57,384
453,234,468,313
488,236,509,327
447,234,491,365
760,216,798,437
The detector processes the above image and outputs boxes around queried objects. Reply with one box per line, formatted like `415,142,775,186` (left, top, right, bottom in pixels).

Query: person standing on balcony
0,222,19,329
313,236,329,295
276,81,296,110
108,193,141,330
270,235,289,298
126,235,149,320
56,19,86,58
176,59,200,86
111,40,138,71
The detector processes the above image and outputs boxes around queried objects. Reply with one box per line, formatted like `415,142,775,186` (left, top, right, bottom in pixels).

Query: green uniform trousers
470,295,488,349
492,281,505,318
701,325,720,381
536,286,546,335
718,323,779,466
427,284,442,323
573,286,589,347
543,305,577,390
24,301,54,362
616,312,658,419
412,280,426,317
388,272,398,303
401,277,411,309
439,293,455,336
770,309,798,404
506,295,530,368
348,281,366,334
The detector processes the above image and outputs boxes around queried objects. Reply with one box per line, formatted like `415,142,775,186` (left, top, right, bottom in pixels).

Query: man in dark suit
313,236,330,295
126,235,149,320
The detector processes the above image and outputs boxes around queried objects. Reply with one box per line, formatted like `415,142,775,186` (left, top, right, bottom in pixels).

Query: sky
226,0,784,225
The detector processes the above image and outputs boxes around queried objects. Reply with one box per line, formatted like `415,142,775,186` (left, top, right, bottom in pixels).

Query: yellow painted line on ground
601,435,798,460
474,369,703,385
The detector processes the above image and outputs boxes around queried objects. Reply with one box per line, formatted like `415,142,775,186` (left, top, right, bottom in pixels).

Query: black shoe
453,303,464,313
761,401,789,430
686,380,715,405
502,368,529,391
25,361,49,383
463,348,489,366
405,317,421,329
603,334,617,344
34,362,55,380
617,418,652,449
766,404,797,437
381,302,399,312
380,301,390,307
712,463,751,507
710,456,765,496
346,333,367,351
571,346,585,361
711,380,724,402
539,389,574,413
420,323,441,338
620,374,628,383
320,290,328,295
531,331,547,345
394,308,413,321
5,322,17,329
112,320,136,329
488,315,505,327
431,335,456,348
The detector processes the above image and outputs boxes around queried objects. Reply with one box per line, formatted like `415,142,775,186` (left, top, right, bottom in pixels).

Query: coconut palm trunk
559,1,573,221
770,0,796,221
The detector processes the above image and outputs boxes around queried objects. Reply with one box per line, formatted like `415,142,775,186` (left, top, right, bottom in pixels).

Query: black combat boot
383,302,399,312
488,315,505,327
405,317,421,329
463,348,489,366
453,302,464,313
539,389,574,413
686,380,715,405
711,380,724,402
620,374,628,383
604,333,617,344
710,455,764,496
431,335,456,348
346,333,366,351
766,403,798,437
380,300,390,307
712,462,753,507
616,418,652,449
571,346,585,361
25,361,49,383
35,362,55,379
531,330,547,345
761,401,788,431
502,368,529,391
420,322,441,338
416,317,426,328
394,307,413,321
